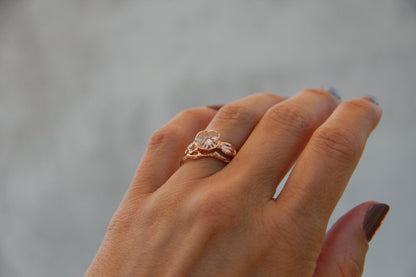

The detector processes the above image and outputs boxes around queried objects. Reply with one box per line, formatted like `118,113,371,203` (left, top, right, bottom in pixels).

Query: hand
86,89,389,276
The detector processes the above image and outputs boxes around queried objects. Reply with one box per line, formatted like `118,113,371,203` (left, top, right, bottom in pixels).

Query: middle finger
180,92,285,179
221,89,341,200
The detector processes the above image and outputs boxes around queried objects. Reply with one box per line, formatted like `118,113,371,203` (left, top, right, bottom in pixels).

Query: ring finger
180,92,285,179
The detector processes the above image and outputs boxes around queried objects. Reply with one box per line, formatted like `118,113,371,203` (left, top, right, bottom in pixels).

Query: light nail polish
365,96,380,105
323,87,342,99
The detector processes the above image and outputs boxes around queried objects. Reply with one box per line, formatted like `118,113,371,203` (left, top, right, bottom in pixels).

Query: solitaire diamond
195,130,220,150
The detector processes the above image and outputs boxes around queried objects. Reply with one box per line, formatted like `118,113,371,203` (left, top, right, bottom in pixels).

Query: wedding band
181,130,237,165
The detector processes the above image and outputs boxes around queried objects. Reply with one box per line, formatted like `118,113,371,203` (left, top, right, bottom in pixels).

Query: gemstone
187,142,198,153
195,130,220,150
221,142,236,156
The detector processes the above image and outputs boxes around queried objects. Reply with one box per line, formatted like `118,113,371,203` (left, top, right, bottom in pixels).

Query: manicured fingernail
363,203,389,242
323,87,342,99
365,96,379,105
207,104,224,111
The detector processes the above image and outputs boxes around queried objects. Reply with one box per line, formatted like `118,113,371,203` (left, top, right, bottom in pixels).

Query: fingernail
323,87,342,99
207,104,223,111
365,96,379,105
363,203,389,242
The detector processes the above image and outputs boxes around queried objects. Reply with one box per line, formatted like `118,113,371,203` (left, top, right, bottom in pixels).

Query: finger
277,97,382,231
129,107,217,195
313,202,389,277
221,88,340,199
180,93,285,178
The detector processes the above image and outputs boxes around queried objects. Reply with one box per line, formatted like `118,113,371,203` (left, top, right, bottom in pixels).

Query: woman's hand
86,89,389,277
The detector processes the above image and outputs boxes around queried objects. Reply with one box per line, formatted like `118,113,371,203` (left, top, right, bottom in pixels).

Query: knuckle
265,103,312,134
253,92,284,101
106,209,135,234
147,126,181,150
312,125,362,162
177,107,205,121
215,103,257,127
186,190,240,230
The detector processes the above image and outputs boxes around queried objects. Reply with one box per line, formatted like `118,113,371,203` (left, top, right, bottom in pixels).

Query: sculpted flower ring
181,130,237,165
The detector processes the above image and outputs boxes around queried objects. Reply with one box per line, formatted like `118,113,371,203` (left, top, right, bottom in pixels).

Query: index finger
273,97,382,234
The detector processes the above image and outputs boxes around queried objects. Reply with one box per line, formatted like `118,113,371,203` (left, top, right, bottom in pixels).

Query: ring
181,130,237,165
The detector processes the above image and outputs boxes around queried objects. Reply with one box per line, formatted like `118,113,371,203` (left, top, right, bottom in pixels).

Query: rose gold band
181,130,237,165
182,149,233,164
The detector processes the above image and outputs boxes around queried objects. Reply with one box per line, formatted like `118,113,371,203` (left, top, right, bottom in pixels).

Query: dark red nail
363,203,389,242
207,104,224,111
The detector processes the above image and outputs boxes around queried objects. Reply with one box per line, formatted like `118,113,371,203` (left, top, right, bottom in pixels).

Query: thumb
313,201,389,277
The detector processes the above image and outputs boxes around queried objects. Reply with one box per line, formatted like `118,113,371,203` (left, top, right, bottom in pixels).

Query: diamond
221,142,236,156
187,142,198,153
195,130,220,150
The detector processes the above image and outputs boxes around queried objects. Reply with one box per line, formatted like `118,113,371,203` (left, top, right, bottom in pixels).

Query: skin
85,89,383,277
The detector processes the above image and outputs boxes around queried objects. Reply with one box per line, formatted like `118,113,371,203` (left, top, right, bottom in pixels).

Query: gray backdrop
1,0,415,276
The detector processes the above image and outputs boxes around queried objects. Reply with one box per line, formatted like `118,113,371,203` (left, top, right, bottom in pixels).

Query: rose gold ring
181,130,237,165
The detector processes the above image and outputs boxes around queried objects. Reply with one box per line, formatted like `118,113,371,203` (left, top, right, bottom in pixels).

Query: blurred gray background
1,0,415,276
